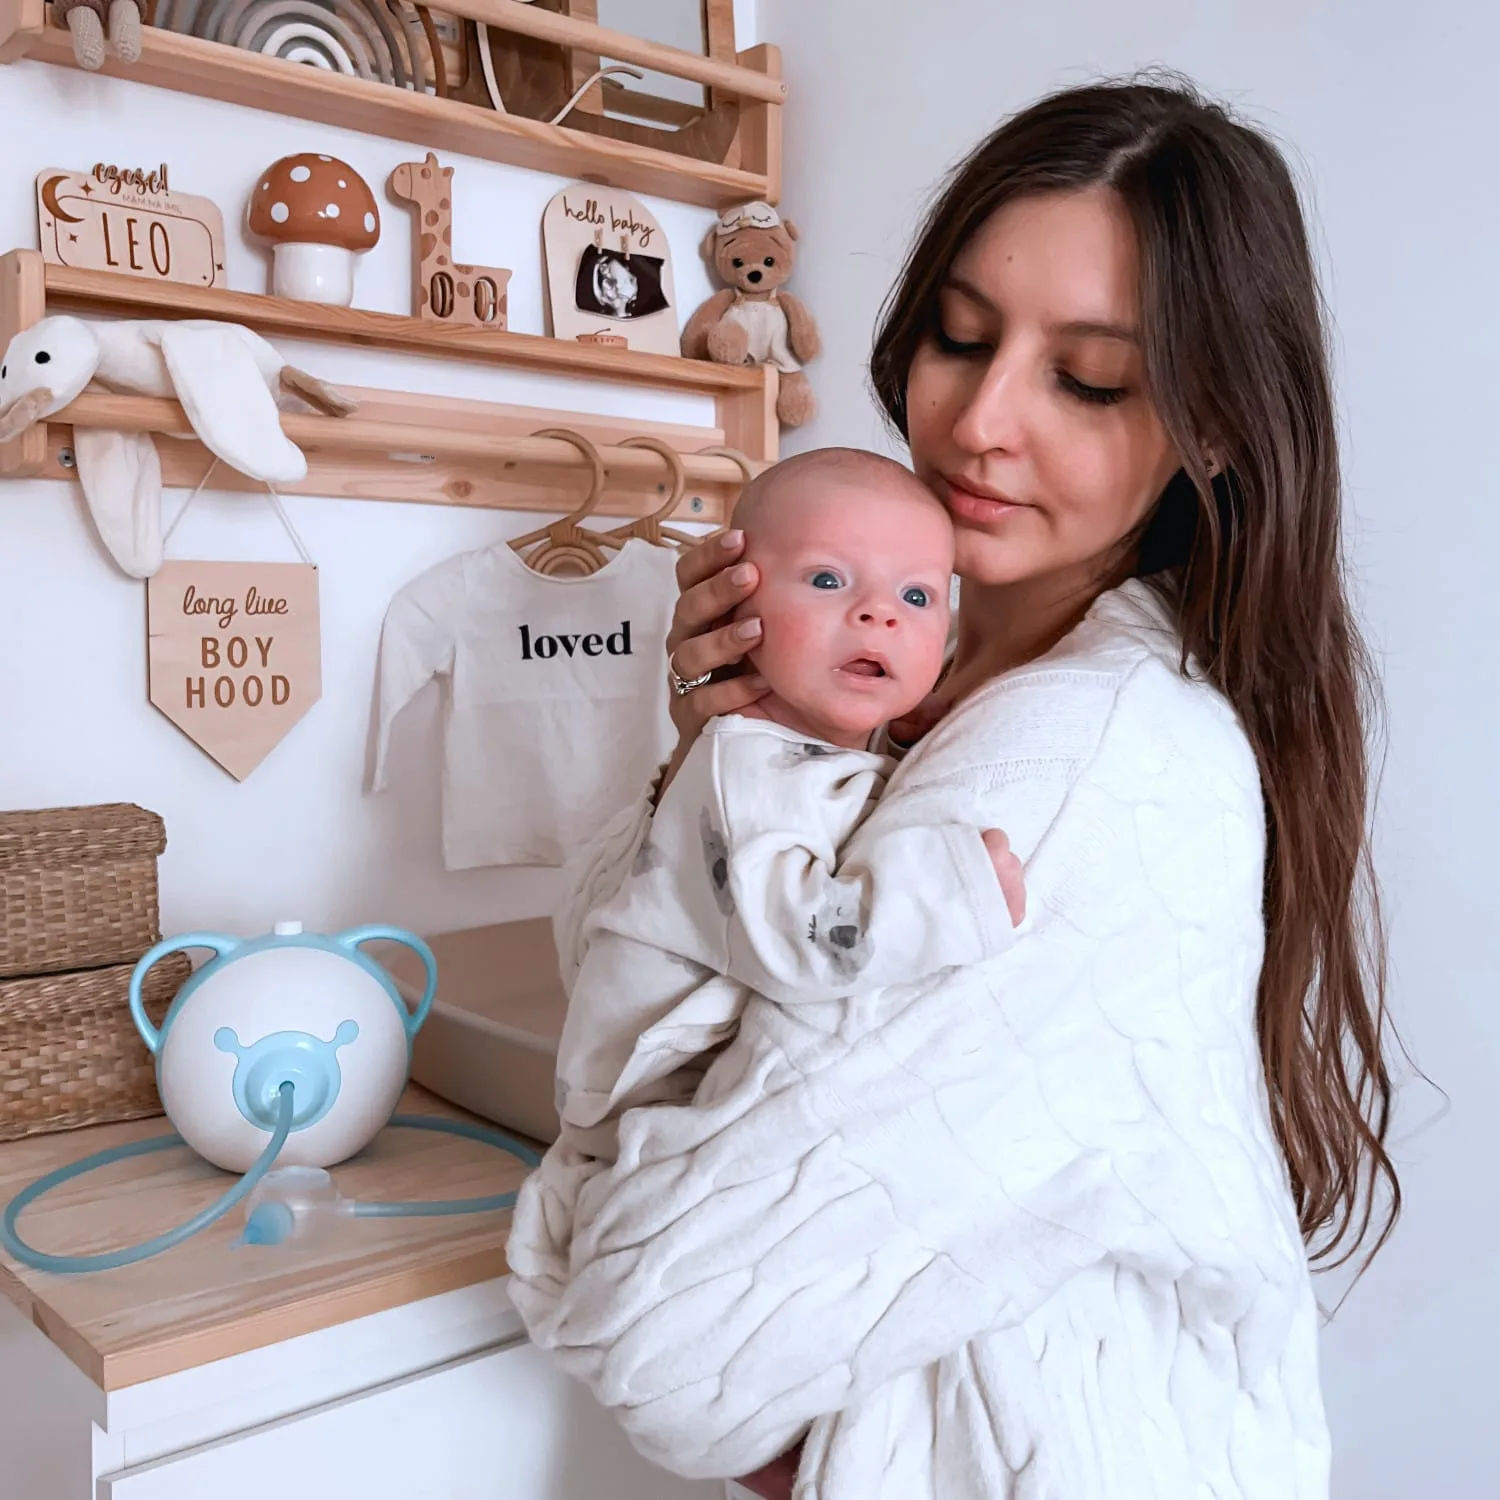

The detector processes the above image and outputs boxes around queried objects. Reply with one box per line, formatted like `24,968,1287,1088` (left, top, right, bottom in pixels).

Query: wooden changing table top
0,1086,530,1391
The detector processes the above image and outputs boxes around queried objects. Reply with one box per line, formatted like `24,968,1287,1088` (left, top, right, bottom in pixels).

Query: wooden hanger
694,445,758,532
508,428,616,576
601,436,694,548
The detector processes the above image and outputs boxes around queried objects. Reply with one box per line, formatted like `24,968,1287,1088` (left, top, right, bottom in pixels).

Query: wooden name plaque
37,164,227,288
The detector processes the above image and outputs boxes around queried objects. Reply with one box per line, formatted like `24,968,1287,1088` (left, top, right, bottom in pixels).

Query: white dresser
0,1091,720,1500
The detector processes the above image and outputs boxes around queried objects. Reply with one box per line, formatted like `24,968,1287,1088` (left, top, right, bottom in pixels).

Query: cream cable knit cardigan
507,579,1330,1500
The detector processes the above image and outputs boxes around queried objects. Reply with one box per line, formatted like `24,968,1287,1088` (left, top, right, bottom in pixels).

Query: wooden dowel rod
448,0,787,104
51,394,761,486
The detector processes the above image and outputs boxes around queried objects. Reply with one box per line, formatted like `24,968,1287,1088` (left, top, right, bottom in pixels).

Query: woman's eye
1058,369,1126,406
902,586,931,608
809,570,843,590
933,325,990,358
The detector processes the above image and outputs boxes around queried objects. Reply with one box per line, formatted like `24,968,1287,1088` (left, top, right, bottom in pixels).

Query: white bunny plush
0,316,355,578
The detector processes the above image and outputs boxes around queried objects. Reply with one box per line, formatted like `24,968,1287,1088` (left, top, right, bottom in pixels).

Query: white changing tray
379,920,564,1145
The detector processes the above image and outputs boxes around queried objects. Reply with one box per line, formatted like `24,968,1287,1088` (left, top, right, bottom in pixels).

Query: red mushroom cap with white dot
247,154,380,252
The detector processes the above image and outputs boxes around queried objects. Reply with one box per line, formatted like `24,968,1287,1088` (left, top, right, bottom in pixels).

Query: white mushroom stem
271,242,356,306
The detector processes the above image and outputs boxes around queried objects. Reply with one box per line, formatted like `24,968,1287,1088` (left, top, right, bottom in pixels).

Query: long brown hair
871,76,1398,1269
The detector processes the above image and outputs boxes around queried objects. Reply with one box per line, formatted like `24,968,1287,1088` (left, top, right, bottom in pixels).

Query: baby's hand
982,829,1026,928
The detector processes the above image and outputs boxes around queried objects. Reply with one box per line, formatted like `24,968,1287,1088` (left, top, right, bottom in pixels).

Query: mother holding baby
510,77,1398,1499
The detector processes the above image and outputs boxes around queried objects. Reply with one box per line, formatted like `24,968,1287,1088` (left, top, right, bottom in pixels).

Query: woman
510,78,1397,1498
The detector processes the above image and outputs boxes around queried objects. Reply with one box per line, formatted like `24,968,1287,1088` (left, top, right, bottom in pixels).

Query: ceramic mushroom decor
247,154,379,306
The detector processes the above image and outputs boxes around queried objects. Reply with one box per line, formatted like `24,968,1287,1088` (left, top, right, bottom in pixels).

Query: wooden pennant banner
147,561,321,781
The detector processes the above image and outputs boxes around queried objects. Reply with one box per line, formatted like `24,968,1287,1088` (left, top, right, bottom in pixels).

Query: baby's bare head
734,447,950,555
731,448,954,748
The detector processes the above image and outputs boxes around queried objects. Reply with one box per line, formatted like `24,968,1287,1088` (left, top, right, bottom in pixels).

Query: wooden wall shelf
0,250,775,518
39,259,768,398
0,0,783,210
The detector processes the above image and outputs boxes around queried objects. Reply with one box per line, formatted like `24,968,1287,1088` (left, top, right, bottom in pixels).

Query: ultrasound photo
575,245,671,320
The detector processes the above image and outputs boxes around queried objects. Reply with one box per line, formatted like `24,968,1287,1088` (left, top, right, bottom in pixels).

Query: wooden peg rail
0,250,775,521
57,391,756,486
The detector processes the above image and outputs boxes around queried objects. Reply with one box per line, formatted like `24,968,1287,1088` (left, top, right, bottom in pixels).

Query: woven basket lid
0,804,167,869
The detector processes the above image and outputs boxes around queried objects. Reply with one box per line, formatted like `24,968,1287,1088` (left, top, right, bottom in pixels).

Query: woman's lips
941,475,1028,525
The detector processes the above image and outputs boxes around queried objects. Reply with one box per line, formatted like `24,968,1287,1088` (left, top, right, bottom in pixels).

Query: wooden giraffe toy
386,153,512,329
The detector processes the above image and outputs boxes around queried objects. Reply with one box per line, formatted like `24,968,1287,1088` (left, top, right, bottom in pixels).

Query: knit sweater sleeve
511,655,1302,1482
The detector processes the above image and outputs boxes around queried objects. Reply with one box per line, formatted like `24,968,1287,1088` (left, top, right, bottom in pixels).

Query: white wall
757,0,1495,1492
0,15,757,938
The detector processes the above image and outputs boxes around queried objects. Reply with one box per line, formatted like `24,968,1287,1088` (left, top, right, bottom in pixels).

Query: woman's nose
949,350,1026,456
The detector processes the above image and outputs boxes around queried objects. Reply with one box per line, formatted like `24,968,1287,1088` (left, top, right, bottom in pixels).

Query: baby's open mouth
840,658,887,678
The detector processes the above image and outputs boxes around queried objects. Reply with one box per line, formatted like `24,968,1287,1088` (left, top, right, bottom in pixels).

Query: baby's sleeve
709,730,1015,1005
369,554,465,792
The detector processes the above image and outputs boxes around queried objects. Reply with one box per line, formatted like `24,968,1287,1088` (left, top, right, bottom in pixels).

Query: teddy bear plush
681,200,820,428
53,0,144,70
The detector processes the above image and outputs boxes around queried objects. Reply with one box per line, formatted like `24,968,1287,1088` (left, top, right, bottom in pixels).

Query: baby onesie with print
554,713,1016,1161
370,538,678,870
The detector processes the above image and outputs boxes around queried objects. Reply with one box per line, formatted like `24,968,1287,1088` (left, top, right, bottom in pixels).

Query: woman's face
905,186,1182,595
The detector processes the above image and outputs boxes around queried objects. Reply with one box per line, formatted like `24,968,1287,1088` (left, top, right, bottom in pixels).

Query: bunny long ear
159,324,307,485
74,428,164,579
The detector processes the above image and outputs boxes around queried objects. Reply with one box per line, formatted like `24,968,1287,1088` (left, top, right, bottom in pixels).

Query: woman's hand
734,1441,803,1499
982,828,1027,927
887,691,949,749
660,530,770,791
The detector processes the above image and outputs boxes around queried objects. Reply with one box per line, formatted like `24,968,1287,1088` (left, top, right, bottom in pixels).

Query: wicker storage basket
0,803,166,979
0,950,189,1142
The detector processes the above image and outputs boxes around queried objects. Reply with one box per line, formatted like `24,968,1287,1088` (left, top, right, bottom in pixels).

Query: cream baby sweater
551,714,1013,1160
507,579,1329,1500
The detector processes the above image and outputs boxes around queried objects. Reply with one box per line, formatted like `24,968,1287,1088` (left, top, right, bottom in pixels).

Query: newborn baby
548,447,1021,1162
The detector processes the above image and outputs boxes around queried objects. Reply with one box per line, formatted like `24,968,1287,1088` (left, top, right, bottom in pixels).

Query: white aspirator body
130,921,438,1173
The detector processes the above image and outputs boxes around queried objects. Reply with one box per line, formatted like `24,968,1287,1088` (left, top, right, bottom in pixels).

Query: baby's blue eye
810,570,843,590
902,586,931,608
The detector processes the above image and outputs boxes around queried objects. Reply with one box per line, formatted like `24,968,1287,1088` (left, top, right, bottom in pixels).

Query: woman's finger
676,527,745,592
669,616,763,685
669,560,760,649
676,672,769,726
1000,856,1026,927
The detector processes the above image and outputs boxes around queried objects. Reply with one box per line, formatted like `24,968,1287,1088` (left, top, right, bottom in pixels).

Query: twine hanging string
162,459,315,566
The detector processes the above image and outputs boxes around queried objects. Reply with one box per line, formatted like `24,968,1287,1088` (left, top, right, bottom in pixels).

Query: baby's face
739,473,953,748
